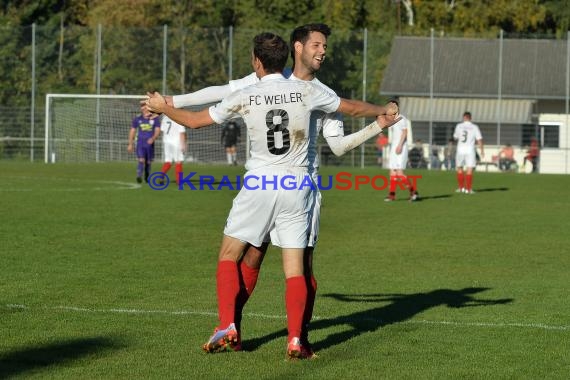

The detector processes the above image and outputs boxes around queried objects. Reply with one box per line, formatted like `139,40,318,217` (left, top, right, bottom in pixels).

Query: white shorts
163,141,184,162
389,147,408,170
270,189,321,247
224,169,315,249
456,151,476,168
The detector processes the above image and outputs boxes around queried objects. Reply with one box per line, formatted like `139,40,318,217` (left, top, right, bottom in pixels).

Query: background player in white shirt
158,115,186,185
145,32,396,360
164,23,394,358
453,111,484,194
384,99,419,202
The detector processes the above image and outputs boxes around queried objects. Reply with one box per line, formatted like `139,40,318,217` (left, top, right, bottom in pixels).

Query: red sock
301,275,317,344
403,175,415,193
457,172,465,189
239,260,260,296
389,175,397,193
161,162,172,174
466,174,473,191
235,261,260,332
285,276,307,341
175,162,183,183
216,260,239,329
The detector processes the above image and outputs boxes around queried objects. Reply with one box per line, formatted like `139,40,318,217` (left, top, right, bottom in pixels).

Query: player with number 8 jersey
145,32,396,359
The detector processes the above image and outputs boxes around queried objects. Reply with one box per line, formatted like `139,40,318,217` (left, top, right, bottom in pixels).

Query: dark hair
253,33,289,74
463,111,472,119
388,99,399,107
289,23,331,60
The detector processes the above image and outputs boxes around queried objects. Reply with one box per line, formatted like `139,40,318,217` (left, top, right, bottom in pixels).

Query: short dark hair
253,33,289,74
388,99,399,107
289,23,331,60
463,111,472,119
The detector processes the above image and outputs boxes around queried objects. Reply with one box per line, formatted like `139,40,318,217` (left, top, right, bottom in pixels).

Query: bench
477,161,498,172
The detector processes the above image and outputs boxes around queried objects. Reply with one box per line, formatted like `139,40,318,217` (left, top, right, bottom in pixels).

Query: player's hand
127,143,133,153
386,102,399,117
164,96,174,107
376,114,401,130
145,91,167,113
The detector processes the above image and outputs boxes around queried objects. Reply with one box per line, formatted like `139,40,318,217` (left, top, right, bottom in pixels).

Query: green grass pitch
1,162,569,379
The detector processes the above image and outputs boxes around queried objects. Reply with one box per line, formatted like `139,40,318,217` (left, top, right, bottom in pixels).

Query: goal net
44,94,246,164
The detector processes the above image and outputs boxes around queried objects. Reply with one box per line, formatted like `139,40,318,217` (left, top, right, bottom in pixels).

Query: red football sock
234,261,260,332
161,162,172,174
457,172,465,189
466,174,473,191
216,260,239,329
301,275,317,344
403,175,415,193
285,276,307,341
175,162,183,183
389,175,397,193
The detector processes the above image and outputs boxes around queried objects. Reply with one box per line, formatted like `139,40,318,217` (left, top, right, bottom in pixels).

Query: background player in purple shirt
128,105,161,183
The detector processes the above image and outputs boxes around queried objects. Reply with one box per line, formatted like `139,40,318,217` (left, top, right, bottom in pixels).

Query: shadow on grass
412,194,451,201
244,287,512,352
473,187,509,193
0,337,123,378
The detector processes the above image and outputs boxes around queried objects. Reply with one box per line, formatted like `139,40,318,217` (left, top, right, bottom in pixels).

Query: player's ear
294,41,303,55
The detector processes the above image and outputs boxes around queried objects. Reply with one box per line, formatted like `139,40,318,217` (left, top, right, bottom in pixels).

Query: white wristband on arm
325,121,382,156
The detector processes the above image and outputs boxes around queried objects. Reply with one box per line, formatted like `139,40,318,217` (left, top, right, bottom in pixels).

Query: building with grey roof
380,36,570,174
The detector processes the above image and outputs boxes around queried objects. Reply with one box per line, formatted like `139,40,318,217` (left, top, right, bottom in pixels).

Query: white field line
0,176,140,191
4,304,569,331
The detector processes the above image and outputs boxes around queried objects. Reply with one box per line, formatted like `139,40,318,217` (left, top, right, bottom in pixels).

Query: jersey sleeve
475,126,483,141
229,72,258,92
321,113,344,138
208,92,241,125
453,125,460,139
172,85,232,108
307,82,341,114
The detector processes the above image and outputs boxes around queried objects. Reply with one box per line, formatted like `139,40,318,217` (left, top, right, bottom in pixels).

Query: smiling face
295,31,327,78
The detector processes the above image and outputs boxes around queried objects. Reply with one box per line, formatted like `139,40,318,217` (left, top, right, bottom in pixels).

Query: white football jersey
209,73,340,171
228,72,343,174
160,115,186,145
289,74,343,174
454,121,482,153
389,114,409,152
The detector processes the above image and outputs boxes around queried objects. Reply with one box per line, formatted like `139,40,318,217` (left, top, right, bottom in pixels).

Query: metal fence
1,24,569,173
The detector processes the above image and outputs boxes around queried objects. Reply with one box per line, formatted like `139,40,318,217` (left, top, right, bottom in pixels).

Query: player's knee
243,244,268,269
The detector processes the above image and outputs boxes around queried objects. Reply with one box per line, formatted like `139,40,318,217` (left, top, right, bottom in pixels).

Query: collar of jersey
260,73,285,82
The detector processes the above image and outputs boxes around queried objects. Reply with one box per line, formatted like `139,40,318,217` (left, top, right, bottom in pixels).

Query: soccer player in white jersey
453,111,484,194
145,32,396,360
164,24,393,359
384,99,419,202
158,115,186,185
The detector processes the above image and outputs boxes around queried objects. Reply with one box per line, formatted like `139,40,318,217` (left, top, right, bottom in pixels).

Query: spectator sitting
443,138,456,170
408,139,427,169
430,142,441,170
498,143,517,171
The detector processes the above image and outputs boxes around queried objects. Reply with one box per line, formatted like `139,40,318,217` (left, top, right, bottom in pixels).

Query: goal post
45,94,145,163
44,94,246,165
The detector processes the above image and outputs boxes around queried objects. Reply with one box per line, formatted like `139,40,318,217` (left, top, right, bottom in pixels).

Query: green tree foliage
1,0,570,110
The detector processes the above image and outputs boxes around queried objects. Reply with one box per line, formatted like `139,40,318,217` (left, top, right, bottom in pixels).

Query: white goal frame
45,94,145,163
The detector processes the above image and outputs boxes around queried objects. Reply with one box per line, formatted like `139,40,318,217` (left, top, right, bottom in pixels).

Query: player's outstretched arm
325,114,399,156
337,98,397,118
167,72,259,108
146,92,214,129
167,85,232,108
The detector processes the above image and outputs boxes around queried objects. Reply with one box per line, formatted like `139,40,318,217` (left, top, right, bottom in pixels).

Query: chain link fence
1,25,569,173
